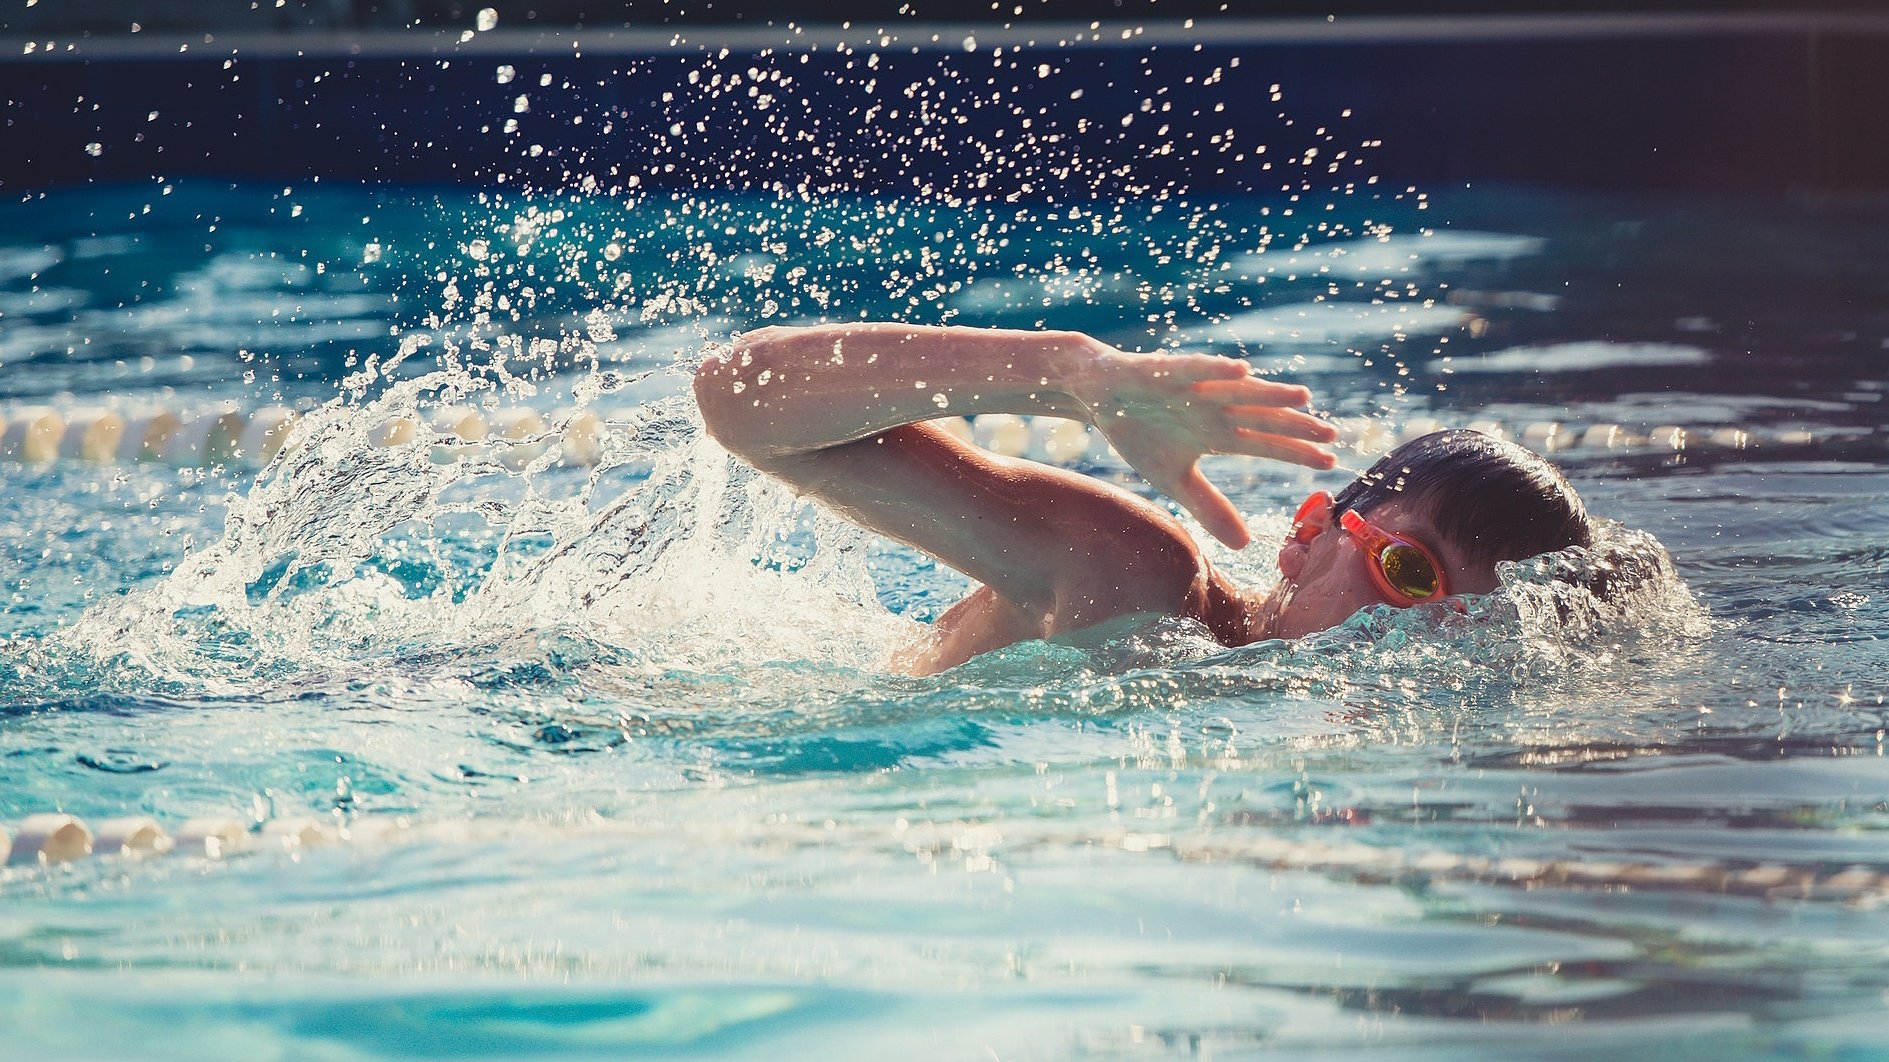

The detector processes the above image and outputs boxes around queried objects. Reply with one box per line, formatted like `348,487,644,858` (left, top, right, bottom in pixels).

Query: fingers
1227,427,1339,470
1192,376,1313,408
1165,354,1252,384
1225,404,1340,444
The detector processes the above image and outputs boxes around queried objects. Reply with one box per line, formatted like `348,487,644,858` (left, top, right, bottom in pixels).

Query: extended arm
693,323,1336,624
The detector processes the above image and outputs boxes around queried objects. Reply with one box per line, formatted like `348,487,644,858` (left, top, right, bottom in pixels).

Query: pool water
0,178,1886,1059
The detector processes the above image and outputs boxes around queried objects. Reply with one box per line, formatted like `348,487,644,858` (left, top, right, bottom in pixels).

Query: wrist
1051,331,1115,420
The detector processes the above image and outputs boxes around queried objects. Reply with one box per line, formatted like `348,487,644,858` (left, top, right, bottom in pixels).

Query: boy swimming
694,323,1592,674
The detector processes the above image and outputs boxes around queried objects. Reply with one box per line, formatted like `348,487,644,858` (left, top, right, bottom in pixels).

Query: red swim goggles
1290,491,1450,607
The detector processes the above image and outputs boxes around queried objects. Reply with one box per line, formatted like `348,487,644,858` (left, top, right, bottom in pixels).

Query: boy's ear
1277,540,1307,580
1278,492,1333,580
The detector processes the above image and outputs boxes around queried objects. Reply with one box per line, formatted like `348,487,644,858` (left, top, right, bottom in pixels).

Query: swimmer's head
1266,429,1593,637
1332,429,1593,566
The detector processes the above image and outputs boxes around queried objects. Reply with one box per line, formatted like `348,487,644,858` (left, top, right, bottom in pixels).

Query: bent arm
693,322,1336,621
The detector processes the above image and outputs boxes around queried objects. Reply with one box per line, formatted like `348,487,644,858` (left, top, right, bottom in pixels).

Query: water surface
0,179,1885,1059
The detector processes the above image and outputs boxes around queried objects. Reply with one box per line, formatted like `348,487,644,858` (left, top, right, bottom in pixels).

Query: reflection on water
0,179,1885,1058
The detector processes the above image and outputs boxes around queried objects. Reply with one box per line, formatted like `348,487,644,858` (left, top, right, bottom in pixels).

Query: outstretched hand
1074,348,1339,549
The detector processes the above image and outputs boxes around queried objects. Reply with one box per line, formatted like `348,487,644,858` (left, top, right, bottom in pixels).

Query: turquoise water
1,180,1886,1059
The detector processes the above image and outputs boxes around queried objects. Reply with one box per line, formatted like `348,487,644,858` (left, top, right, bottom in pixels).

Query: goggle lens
1338,508,1450,607
1377,544,1440,601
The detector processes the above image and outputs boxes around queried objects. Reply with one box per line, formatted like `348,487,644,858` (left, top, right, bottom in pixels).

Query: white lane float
174,817,253,859
1577,423,1627,451
165,408,247,466
1520,420,1564,452
427,405,488,463
1,402,1876,473
489,407,550,469
234,406,299,466
430,406,487,440
561,410,605,467
0,809,1882,905
1040,417,1102,465
1396,416,1444,445
261,817,338,850
0,406,65,464
971,412,1032,457
7,813,92,866
339,816,413,846
367,415,419,449
1328,415,1396,456
92,816,172,859
934,416,974,444
56,407,127,463
1648,425,1687,450
121,408,184,461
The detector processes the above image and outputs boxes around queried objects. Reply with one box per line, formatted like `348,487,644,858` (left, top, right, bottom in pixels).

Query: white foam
0,244,62,283
1231,230,1546,281
1451,341,1712,374
1203,300,1466,347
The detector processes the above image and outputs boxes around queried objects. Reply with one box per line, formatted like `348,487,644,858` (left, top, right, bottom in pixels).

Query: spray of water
9,27,1703,730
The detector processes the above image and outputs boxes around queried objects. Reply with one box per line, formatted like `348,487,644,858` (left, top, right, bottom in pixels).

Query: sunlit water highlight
0,177,1885,1058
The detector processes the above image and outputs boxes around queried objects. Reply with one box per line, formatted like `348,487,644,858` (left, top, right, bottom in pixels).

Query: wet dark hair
1331,429,1593,569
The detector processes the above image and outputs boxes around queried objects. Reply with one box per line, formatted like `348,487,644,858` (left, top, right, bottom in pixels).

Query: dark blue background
3,19,1885,197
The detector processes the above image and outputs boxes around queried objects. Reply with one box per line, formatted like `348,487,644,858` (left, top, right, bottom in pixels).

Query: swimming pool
3,21,1888,1062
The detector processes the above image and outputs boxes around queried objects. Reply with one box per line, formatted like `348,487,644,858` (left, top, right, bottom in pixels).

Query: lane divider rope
1162,833,1888,906
0,403,1876,471
3,812,1883,906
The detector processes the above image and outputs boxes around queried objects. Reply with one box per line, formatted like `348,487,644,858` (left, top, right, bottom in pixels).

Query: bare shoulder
897,494,1251,675
1026,468,1215,630
983,464,1264,648
914,445,1234,642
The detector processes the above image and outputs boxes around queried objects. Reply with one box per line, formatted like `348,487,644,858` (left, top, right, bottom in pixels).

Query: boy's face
1267,494,1503,639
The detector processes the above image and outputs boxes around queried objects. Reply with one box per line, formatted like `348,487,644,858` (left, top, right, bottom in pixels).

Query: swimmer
695,324,1592,673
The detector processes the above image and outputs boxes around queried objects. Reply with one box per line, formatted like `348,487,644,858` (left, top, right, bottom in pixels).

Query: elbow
692,347,746,452
692,328,794,458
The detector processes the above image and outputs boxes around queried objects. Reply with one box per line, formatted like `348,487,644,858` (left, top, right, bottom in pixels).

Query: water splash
0,55,1676,739
51,374,905,700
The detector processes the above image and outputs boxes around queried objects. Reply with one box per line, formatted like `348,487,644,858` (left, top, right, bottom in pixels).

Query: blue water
1,178,1886,1060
